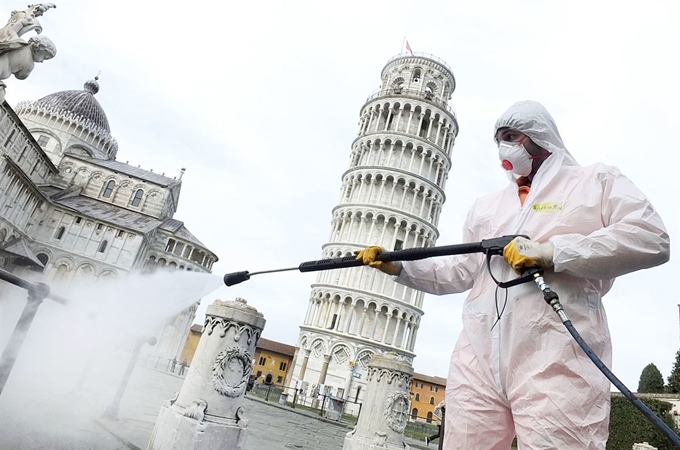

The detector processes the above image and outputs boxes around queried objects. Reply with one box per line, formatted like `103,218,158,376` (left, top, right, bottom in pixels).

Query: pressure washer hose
533,274,680,448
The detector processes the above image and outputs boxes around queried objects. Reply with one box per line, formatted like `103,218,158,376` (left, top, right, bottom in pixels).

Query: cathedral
0,76,218,361
288,52,457,414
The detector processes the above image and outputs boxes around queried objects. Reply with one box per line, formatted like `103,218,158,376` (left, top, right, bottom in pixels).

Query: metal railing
244,379,445,446
364,87,457,118
383,52,455,76
245,381,363,426
406,410,444,449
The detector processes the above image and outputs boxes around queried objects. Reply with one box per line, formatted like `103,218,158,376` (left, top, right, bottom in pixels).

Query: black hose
563,319,680,447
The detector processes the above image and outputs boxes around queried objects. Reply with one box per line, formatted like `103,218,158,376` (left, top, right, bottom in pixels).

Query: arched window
55,226,65,240
36,253,49,266
143,256,155,273
98,240,108,253
415,393,420,401
392,77,405,92
412,68,422,83
131,189,144,207
102,180,115,198
426,411,433,423
54,264,68,279
429,396,435,405
33,253,49,273
411,408,418,420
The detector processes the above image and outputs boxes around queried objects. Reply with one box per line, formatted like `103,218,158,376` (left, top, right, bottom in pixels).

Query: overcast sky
5,0,679,391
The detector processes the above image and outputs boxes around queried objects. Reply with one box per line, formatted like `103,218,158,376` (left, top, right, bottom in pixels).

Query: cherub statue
0,4,56,43
0,4,56,103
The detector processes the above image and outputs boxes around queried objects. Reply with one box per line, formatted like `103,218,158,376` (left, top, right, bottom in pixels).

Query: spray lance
223,234,680,447
224,235,538,288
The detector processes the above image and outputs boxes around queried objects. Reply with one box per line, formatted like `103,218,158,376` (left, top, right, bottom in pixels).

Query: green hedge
608,396,679,450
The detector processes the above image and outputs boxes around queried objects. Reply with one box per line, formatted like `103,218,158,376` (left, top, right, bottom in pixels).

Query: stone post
146,298,265,450
343,352,413,450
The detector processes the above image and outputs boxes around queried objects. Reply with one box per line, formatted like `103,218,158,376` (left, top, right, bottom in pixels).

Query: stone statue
0,4,57,103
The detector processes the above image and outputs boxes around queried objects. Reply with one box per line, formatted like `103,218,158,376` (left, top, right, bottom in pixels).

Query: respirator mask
498,136,533,177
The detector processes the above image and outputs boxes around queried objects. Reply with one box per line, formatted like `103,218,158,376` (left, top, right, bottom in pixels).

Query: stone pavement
0,362,429,450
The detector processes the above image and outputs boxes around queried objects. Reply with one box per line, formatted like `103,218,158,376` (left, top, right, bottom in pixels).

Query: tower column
371,309,381,340
344,301,355,334
298,349,311,380
391,316,402,346
381,313,391,343
357,308,368,337
318,354,332,385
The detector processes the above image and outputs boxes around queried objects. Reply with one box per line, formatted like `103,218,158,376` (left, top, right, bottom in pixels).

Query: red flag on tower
405,40,413,55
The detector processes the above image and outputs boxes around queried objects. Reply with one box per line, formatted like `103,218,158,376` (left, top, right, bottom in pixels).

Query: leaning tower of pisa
288,52,458,412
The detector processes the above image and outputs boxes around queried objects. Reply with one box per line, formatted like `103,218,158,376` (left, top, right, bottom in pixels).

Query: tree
667,349,680,394
638,363,665,393
608,396,678,450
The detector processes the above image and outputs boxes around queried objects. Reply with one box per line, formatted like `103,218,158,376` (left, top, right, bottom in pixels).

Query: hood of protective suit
494,101,579,167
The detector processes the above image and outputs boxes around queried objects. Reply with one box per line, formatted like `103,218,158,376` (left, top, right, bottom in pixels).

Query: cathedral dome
34,77,110,132
14,76,119,160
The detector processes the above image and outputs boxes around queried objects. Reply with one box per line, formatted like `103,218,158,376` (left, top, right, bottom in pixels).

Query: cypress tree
638,363,665,393
667,349,680,394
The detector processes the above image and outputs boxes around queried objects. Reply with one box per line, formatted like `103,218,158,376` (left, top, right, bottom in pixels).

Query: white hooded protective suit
396,101,670,449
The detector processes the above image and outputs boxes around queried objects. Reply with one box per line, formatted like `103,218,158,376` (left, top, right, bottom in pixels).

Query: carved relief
204,316,262,345
367,367,411,387
211,346,252,398
235,406,249,449
183,398,208,422
384,392,410,433
163,391,179,408
235,406,249,428
372,431,387,447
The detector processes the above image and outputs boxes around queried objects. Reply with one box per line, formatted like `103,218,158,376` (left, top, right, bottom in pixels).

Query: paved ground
0,362,429,450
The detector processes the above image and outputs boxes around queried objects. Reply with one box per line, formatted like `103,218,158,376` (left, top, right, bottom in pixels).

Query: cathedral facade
0,77,217,361
288,53,458,413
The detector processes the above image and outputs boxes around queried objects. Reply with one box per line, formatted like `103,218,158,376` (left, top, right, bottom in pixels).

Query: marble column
343,352,414,450
146,298,266,450
298,349,311,380
284,348,299,388
318,354,332,385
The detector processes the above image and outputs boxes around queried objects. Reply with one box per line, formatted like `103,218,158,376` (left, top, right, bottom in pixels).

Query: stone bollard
343,352,413,450
147,298,265,450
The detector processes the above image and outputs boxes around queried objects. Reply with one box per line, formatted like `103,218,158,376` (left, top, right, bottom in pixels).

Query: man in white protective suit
355,101,670,449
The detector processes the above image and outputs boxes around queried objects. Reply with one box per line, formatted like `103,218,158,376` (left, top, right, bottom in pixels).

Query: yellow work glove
503,237,554,273
354,246,403,276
